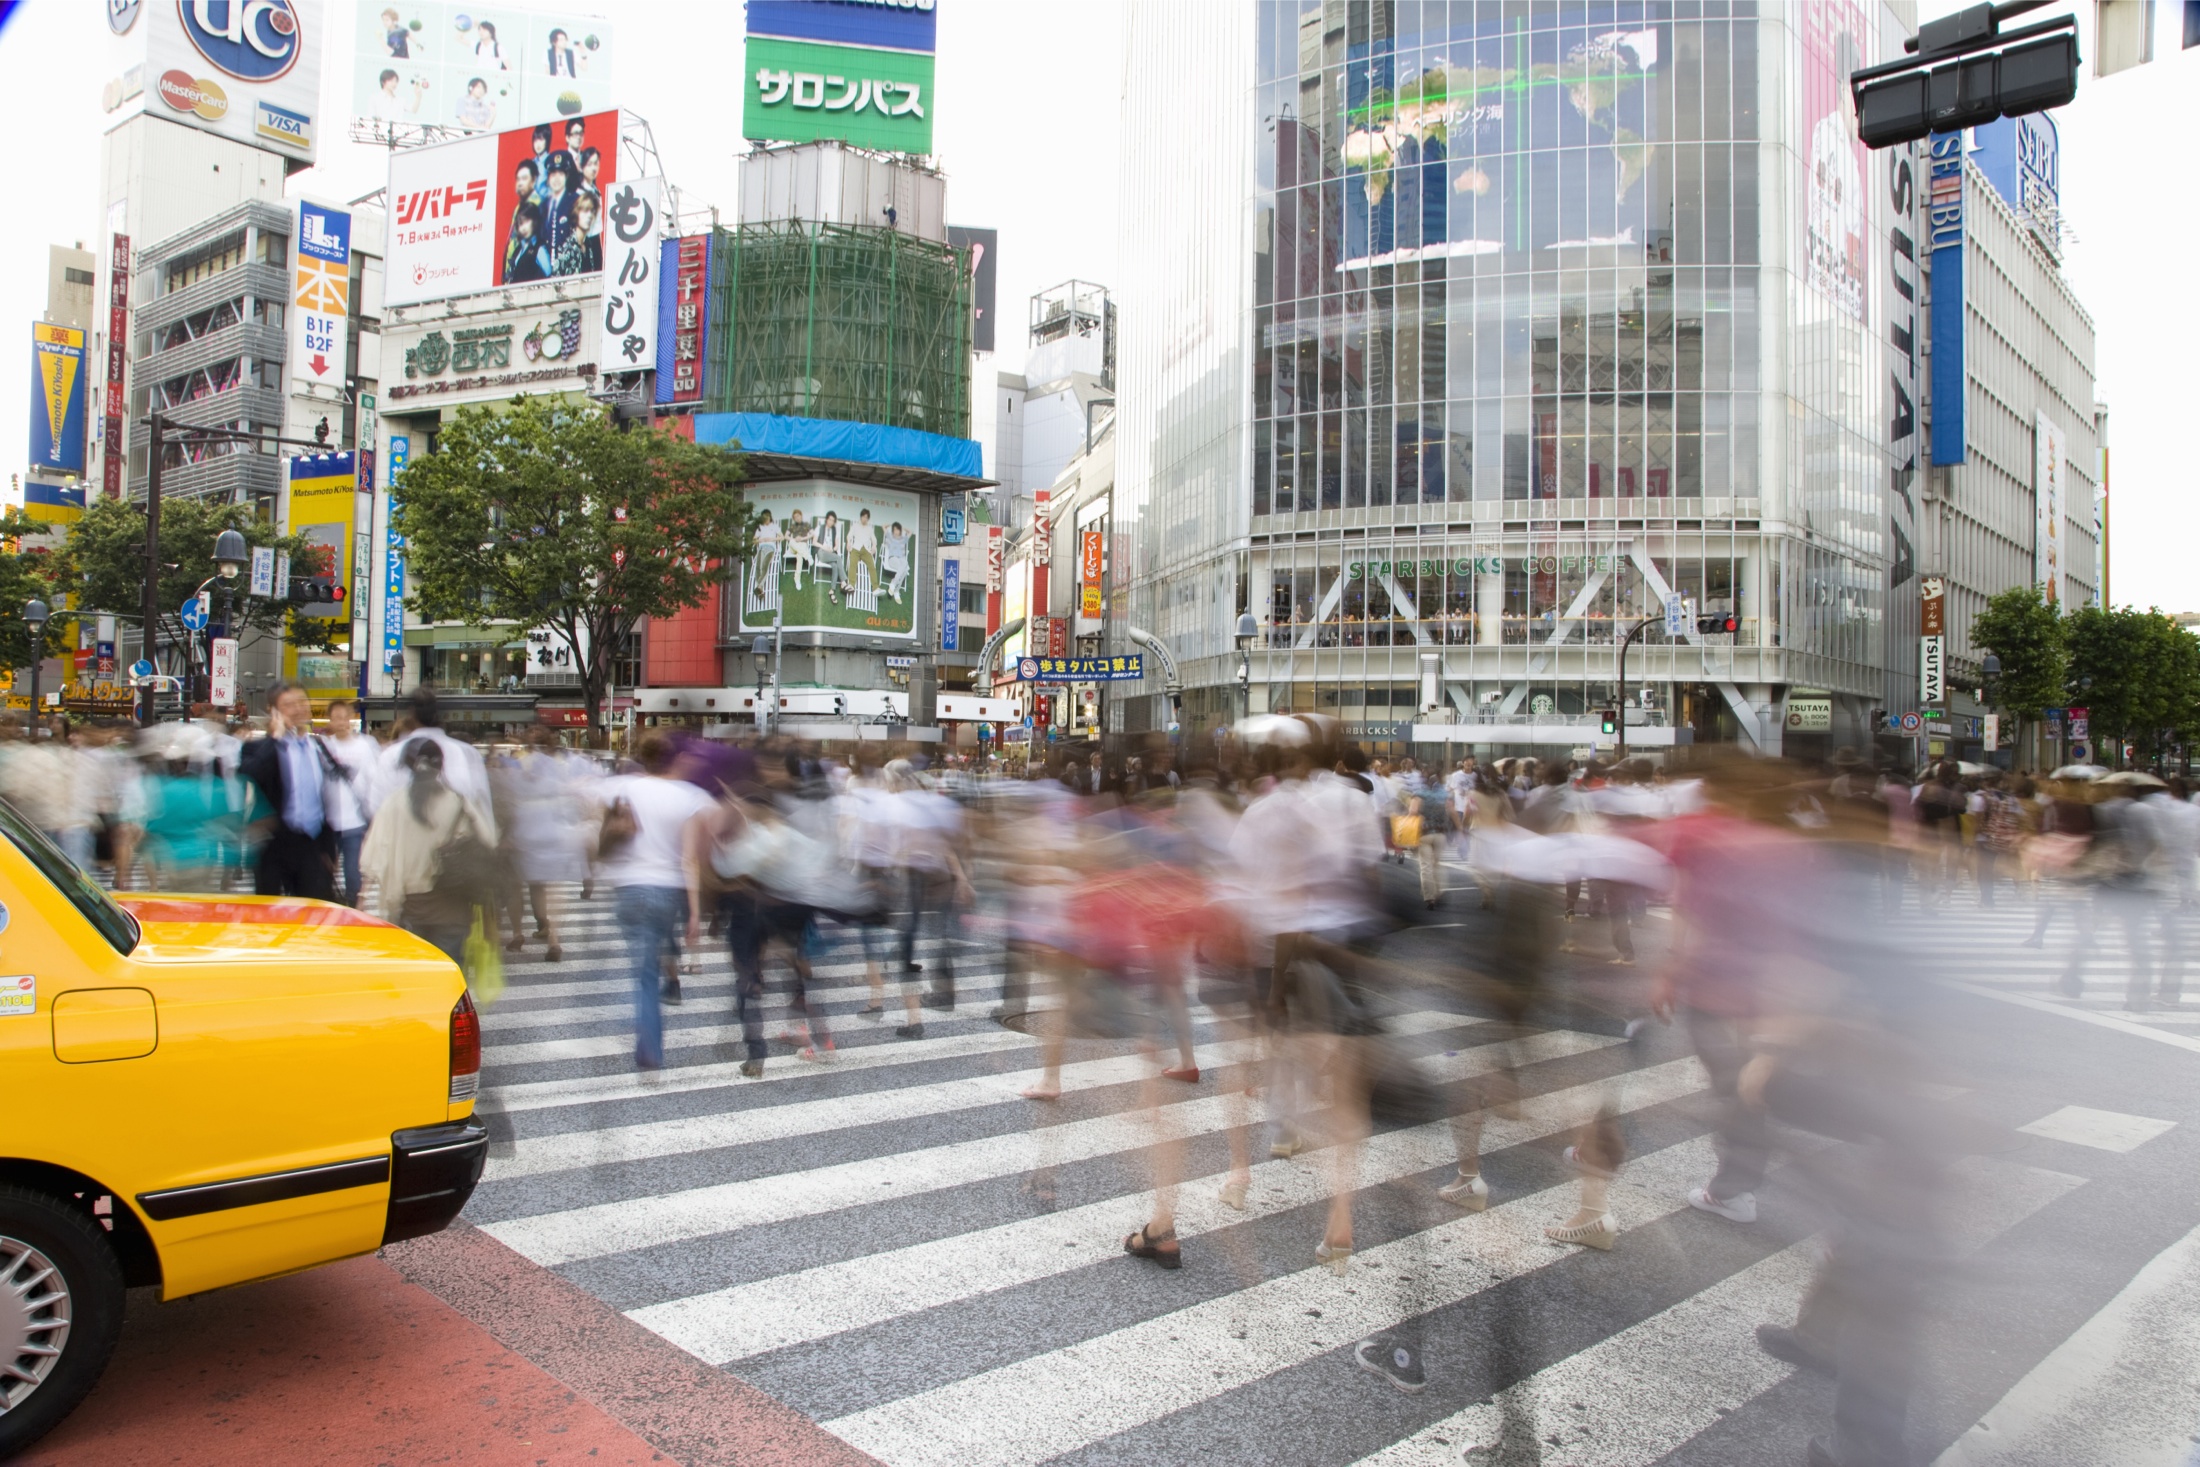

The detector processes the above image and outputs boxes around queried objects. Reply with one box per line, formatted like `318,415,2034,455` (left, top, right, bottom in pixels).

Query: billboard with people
354,3,613,137
384,108,621,307
740,483,922,641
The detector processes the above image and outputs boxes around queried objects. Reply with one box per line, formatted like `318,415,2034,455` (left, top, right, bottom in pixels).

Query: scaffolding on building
707,221,971,437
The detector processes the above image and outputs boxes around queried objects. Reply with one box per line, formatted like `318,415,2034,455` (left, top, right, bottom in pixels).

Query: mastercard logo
158,69,229,121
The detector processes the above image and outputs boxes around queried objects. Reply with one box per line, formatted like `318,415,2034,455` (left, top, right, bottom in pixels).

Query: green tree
61,496,339,683
391,396,755,744
2064,605,2200,767
1971,583,2068,720
0,510,71,672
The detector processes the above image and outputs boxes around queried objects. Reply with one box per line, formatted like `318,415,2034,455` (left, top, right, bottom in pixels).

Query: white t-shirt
598,774,715,889
324,732,381,833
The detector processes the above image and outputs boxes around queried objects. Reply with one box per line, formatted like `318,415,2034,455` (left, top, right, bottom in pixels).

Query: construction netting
707,222,972,438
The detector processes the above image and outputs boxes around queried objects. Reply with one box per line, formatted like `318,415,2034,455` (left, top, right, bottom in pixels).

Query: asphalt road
45,862,2200,1466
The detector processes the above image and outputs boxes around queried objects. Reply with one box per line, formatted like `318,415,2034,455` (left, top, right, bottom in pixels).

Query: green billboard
744,36,935,155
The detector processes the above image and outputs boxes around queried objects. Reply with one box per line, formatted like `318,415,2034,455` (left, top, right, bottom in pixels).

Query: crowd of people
5,697,2193,1466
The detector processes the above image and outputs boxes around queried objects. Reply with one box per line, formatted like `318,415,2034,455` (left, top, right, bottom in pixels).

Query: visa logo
256,99,310,147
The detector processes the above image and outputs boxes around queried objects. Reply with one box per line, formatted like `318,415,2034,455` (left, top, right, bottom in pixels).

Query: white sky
1,0,2189,609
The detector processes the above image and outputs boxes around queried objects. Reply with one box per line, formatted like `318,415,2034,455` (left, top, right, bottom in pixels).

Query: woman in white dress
508,729,593,961
747,511,780,615
783,510,814,591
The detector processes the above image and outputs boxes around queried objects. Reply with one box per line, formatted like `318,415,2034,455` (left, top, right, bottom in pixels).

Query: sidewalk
23,1228,878,1467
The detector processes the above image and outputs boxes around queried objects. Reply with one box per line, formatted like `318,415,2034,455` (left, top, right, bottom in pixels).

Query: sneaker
797,1039,835,1062
1623,1016,1652,1041
738,1059,764,1079
894,1022,926,1039
771,1027,808,1046
1755,1323,1834,1376
1437,1172,1489,1210
1353,1335,1426,1394
1687,1186,1757,1224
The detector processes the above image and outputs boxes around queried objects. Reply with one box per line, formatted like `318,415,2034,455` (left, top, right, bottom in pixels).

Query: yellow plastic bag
1390,814,1423,849
462,909,506,1008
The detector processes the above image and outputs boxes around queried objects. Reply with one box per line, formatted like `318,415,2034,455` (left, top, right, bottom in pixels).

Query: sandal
1545,1212,1619,1250
1315,1240,1353,1275
1124,1224,1181,1269
1218,1177,1250,1211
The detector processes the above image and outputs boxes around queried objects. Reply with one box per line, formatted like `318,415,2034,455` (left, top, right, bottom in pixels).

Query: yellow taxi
0,797,484,1457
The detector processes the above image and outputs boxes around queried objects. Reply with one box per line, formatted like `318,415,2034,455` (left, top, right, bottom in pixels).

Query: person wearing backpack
596,732,718,1071
360,737,499,966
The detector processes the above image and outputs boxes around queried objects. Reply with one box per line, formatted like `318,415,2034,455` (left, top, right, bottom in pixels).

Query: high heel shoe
1544,1212,1618,1250
1437,1172,1489,1210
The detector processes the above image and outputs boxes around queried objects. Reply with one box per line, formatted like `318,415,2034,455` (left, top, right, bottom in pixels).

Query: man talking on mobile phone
239,681,342,900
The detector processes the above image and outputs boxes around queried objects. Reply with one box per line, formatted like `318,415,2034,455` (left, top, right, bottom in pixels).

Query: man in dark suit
239,681,339,900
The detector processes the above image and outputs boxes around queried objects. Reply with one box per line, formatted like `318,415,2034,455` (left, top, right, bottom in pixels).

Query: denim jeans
617,884,688,1068
335,826,366,907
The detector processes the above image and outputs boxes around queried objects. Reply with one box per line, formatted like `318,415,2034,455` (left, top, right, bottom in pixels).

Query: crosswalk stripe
1356,1156,2086,1467
627,1045,1688,1366
482,972,1005,1036
482,1024,1043,1114
819,1135,1720,1467
478,1013,1542,1266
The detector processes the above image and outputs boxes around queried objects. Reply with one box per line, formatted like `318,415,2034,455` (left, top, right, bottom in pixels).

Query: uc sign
181,0,304,82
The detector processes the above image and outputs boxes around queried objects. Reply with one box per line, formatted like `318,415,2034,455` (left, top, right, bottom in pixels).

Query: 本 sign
603,179,663,373
1016,654,1144,683
291,200,351,391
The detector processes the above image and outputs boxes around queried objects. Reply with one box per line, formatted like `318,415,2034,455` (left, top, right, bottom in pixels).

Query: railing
1259,617,1764,650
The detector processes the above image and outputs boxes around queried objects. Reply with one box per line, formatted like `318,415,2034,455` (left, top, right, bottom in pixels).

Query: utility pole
138,412,164,727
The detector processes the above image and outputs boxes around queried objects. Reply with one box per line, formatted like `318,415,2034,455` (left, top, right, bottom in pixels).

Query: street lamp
1234,611,1257,722
21,599,48,737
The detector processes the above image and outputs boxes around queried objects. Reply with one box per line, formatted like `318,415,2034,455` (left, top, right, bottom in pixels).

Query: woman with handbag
360,739,499,969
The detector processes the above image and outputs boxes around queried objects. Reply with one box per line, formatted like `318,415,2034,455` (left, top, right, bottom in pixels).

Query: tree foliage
60,495,340,674
2065,605,2200,766
391,396,755,741
1970,583,2067,719
0,511,71,672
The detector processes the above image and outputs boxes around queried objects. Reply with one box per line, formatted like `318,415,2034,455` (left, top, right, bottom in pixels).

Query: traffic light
1598,708,1618,737
287,577,346,605
1871,709,1889,733
1850,3,2079,149
1696,612,1739,635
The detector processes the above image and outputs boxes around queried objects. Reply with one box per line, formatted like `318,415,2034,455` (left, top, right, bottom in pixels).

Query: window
959,584,987,615
63,267,95,286
0,798,138,954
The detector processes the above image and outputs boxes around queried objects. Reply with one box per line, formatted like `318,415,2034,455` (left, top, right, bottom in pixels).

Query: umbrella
2098,770,2168,789
2049,764,2106,781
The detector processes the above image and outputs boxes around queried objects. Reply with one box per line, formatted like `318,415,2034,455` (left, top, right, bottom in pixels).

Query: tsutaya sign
1919,575,1946,706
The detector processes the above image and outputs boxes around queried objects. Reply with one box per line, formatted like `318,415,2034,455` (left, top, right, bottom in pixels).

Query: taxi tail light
449,991,481,1103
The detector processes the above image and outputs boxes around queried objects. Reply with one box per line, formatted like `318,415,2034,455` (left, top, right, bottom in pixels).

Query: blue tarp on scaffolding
692,413,982,479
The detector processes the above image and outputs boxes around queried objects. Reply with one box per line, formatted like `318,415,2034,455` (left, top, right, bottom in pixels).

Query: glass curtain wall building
1115,0,1925,754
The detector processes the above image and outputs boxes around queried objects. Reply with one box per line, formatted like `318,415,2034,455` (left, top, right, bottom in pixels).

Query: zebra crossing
462,884,2194,1467
1882,884,2200,1043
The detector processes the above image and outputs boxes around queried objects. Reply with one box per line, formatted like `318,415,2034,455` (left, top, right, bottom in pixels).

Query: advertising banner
387,296,598,403
103,235,129,500
30,324,87,476
940,556,959,652
743,36,933,154
1927,130,1966,465
209,637,238,707
148,0,325,165
354,3,614,138
1015,654,1144,684
947,226,997,354
384,108,620,308
739,483,922,640
1972,113,2059,254
291,199,351,390
655,233,710,405
383,435,410,669
1800,0,1869,322
1079,528,1103,618
2035,412,2064,605
287,452,356,620
747,0,937,54
600,177,661,374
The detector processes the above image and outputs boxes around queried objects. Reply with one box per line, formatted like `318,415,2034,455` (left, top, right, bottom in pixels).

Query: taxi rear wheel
0,1187,125,1458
